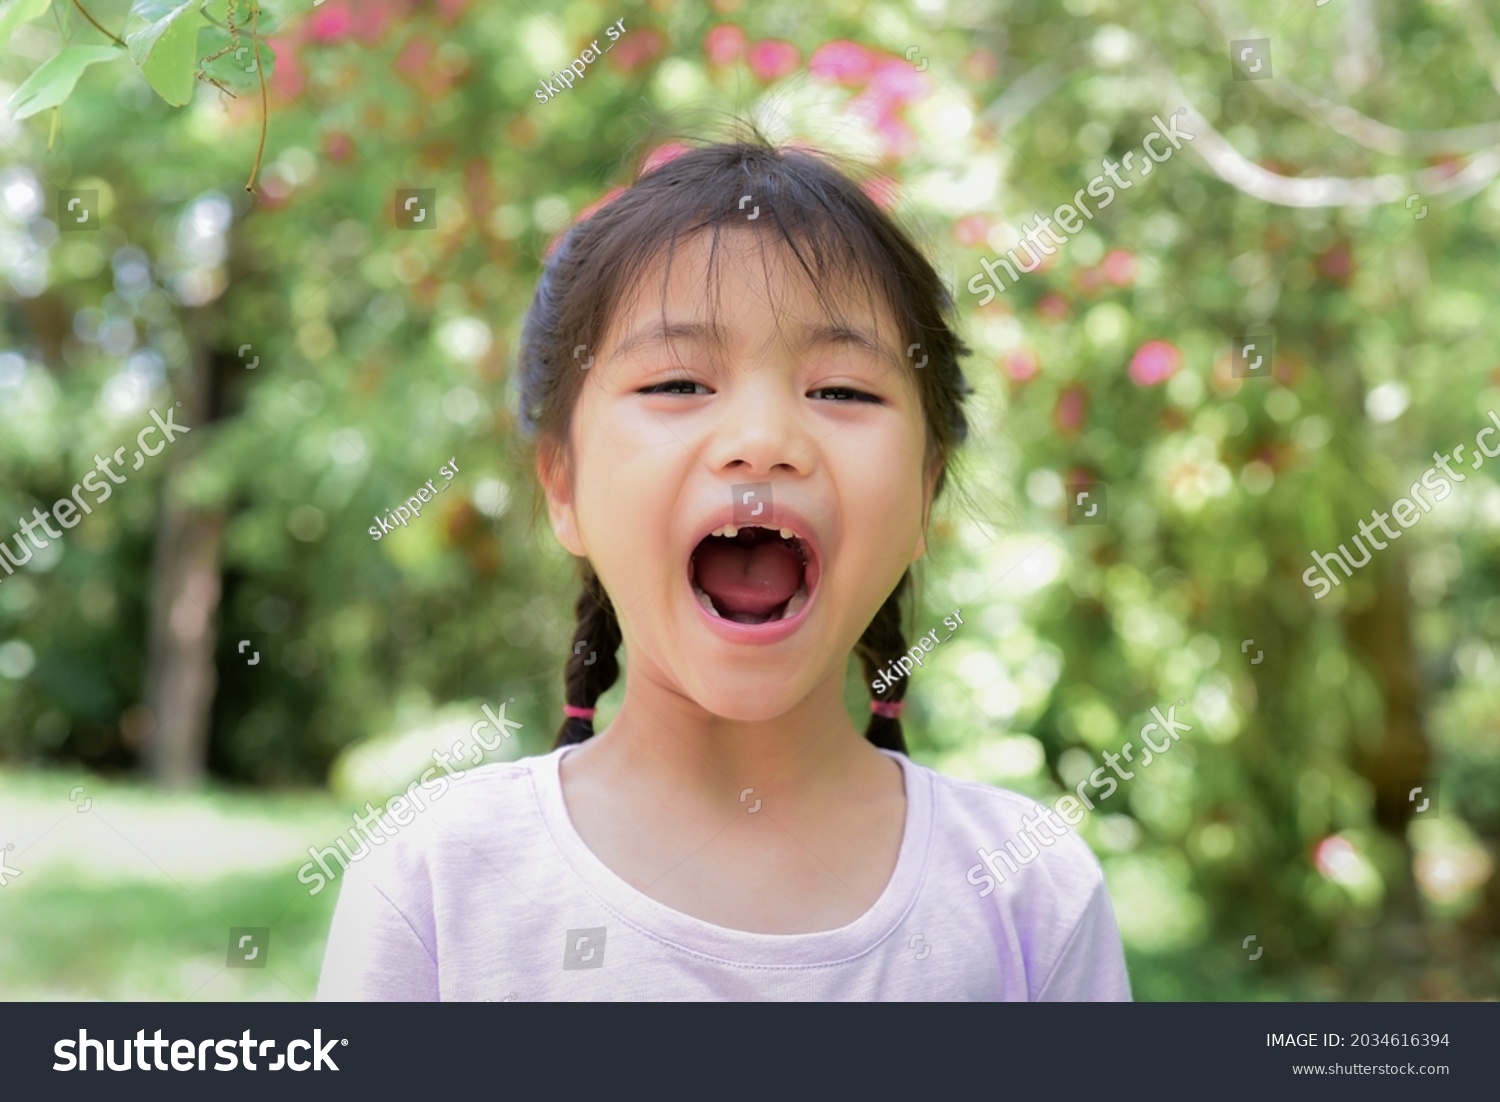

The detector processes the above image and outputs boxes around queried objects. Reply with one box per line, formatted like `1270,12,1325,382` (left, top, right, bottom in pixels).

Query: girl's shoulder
416,750,556,829
357,752,561,876
899,753,1108,892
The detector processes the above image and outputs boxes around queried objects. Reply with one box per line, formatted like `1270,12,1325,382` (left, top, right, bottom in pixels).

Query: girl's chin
673,675,823,723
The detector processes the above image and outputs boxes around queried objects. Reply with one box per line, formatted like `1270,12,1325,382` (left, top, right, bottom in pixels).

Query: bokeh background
2,0,1498,1001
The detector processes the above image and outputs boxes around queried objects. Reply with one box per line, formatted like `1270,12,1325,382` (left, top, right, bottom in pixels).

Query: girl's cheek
624,418,714,464
574,399,666,461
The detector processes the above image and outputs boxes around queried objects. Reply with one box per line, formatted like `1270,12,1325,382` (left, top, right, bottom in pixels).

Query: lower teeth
781,581,808,617
693,579,809,624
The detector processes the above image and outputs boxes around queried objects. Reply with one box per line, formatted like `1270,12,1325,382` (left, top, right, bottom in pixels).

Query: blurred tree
1,0,1496,998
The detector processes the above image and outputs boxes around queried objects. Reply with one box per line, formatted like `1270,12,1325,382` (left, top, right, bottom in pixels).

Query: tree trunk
1343,546,1433,992
142,506,225,787
141,308,225,788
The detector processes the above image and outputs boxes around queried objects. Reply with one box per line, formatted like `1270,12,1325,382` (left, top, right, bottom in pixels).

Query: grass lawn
0,766,352,1001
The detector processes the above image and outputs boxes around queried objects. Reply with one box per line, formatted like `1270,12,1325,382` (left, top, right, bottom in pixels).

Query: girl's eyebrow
805,323,901,373
609,319,899,372
609,321,729,362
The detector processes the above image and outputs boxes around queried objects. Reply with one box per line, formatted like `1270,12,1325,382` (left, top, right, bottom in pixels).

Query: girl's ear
537,438,587,557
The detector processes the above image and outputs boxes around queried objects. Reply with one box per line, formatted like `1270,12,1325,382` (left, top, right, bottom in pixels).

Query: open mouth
690,524,814,626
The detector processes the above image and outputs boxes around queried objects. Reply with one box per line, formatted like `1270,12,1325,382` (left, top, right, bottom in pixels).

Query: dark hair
516,128,972,754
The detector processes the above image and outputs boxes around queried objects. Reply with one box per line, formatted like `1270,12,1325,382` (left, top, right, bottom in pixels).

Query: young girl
316,136,1130,1001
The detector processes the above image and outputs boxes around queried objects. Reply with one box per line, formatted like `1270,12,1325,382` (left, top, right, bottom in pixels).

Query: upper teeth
709,524,798,540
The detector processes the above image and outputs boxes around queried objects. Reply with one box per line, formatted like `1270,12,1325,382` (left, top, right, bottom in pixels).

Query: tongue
693,539,803,618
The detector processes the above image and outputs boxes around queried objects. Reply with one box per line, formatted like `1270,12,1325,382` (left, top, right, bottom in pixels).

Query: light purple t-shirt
315,745,1131,1001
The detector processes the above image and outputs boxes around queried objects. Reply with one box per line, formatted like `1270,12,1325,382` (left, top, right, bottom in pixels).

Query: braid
555,563,623,748
854,571,912,754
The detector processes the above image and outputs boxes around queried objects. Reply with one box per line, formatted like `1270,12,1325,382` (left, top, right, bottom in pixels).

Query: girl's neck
578,669,878,797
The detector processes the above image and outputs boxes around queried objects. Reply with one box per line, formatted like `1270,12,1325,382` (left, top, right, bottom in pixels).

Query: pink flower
1102,249,1136,286
1054,384,1088,435
270,44,306,99
609,28,667,74
1036,293,1070,323
394,36,434,80
1004,351,1038,381
704,24,746,66
1074,267,1105,295
961,49,999,83
845,88,882,126
308,7,356,41
953,214,990,248
1129,340,1182,386
845,89,917,159
640,142,691,176
323,131,355,163
868,56,932,106
746,39,800,82
257,174,292,210
809,40,876,85
350,0,398,46
861,176,900,210
1065,465,1098,490
1318,242,1353,282
873,112,917,159
304,0,398,47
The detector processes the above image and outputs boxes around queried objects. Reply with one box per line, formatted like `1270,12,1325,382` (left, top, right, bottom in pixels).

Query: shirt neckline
532,743,933,968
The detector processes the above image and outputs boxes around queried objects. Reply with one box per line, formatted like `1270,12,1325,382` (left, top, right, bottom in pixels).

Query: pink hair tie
563,705,596,720
870,700,904,719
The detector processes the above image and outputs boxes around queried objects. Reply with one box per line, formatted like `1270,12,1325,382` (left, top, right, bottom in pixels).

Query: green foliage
126,1,207,106
1,0,1497,1001
6,44,122,119
196,21,275,94
0,0,53,52
1,0,277,118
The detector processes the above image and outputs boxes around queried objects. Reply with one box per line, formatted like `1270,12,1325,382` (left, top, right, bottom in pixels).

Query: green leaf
126,1,204,107
197,23,276,95
129,0,192,20
5,44,124,120
0,0,53,52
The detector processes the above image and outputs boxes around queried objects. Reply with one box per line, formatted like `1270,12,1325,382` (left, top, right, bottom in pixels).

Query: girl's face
541,228,937,721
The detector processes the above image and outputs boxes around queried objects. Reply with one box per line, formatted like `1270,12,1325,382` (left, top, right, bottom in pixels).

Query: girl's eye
811,386,883,404
638,379,710,396
637,380,882,403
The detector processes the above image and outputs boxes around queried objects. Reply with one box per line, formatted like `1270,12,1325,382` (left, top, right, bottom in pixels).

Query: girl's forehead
603,228,901,351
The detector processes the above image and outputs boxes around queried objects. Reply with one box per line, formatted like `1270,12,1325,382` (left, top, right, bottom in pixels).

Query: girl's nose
705,377,814,477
